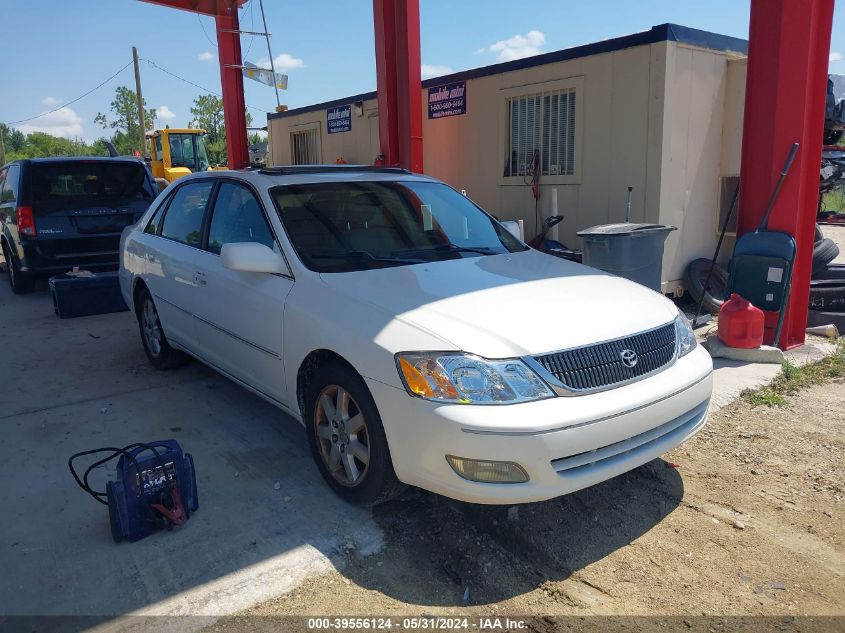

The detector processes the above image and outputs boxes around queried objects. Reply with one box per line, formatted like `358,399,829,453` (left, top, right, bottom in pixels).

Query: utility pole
132,47,147,156
0,126,6,165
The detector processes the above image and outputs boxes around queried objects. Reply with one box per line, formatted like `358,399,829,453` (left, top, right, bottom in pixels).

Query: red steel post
216,9,250,169
737,0,834,349
373,0,423,172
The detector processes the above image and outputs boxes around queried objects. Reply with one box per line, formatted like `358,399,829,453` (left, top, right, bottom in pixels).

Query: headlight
396,352,555,404
674,312,697,358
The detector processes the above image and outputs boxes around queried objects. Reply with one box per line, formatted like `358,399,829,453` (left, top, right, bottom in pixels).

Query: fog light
445,455,529,483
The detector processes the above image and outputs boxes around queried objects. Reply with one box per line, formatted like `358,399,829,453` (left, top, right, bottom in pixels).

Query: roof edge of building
267,22,748,121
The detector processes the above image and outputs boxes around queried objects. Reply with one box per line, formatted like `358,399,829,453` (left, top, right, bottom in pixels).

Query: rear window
31,162,155,203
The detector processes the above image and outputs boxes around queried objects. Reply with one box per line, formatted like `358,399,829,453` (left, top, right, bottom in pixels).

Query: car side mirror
220,242,289,275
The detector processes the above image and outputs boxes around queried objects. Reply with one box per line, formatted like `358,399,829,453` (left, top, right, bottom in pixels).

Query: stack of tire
685,225,843,327
808,225,845,330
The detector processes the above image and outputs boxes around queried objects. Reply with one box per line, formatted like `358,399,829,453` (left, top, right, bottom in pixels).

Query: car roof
179,165,441,189
25,156,146,164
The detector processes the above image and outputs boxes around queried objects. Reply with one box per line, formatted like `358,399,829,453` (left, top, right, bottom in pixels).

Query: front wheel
305,362,404,506
135,287,186,370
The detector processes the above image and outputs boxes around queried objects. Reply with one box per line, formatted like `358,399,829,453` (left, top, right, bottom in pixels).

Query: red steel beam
138,0,246,17
373,0,423,172
737,0,834,349
216,10,250,169
138,0,249,169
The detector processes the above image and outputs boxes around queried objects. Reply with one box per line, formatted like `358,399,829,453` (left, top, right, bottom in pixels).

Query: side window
155,136,163,161
144,193,171,235
206,182,275,255
1,164,20,203
159,181,213,247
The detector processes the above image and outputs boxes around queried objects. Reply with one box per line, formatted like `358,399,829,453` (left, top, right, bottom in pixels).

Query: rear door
191,180,292,403
141,179,214,351
29,160,156,265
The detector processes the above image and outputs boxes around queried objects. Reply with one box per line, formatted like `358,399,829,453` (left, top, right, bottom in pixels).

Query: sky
2,0,845,143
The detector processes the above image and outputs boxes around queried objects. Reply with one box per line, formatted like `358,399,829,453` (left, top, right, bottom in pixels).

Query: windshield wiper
393,244,497,257
312,251,425,265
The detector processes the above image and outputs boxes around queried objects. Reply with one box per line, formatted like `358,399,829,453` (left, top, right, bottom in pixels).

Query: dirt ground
219,379,845,624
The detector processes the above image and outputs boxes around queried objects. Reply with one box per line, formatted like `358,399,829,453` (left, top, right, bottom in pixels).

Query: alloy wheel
141,299,163,357
314,385,370,487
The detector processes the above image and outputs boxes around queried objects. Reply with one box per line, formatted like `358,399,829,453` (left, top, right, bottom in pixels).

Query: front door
191,181,292,404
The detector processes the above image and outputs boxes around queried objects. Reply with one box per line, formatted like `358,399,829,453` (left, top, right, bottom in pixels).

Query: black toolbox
49,272,129,319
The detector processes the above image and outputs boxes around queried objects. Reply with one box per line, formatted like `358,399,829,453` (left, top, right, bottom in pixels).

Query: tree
0,123,108,161
188,94,252,165
95,86,156,155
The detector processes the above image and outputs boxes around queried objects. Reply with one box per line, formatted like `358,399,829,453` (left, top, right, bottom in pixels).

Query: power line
5,62,132,125
197,12,217,49
140,58,265,114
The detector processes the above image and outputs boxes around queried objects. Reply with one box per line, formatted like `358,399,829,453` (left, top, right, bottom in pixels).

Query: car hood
319,250,679,358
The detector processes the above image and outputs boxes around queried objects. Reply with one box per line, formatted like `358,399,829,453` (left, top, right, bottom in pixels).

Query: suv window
207,182,275,255
30,161,154,203
160,181,213,247
1,164,20,203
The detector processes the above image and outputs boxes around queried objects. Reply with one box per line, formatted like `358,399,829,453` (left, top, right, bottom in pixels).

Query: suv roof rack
257,165,412,176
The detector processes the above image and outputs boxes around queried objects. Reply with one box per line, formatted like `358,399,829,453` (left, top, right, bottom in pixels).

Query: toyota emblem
620,349,638,368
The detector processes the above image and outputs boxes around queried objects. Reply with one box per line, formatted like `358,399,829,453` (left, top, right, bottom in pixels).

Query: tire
812,238,840,275
814,223,824,243
809,280,845,311
304,361,404,506
2,241,35,294
812,263,845,280
807,307,845,331
684,258,728,315
134,287,186,370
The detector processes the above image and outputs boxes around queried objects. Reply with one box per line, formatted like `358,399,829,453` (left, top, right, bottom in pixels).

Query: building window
504,87,576,178
291,128,320,165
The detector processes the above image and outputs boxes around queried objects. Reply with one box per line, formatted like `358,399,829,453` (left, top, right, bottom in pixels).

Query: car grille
533,322,676,392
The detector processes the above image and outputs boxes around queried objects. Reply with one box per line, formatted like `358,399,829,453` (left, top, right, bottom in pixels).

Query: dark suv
0,157,157,293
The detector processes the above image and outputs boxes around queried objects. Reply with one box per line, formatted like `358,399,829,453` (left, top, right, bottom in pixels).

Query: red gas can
718,293,765,349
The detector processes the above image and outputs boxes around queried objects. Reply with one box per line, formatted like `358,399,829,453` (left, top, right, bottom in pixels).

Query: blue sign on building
327,105,352,134
428,81,466,119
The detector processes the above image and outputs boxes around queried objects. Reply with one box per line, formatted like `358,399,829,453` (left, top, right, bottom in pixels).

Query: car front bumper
367,344,713,504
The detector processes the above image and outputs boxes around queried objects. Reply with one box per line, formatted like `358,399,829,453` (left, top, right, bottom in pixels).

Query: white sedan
119,166,713,505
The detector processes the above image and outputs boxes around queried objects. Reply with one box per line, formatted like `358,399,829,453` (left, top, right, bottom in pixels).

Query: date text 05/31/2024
307,617,528,630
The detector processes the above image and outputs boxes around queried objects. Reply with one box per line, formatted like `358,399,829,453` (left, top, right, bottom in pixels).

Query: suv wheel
2,242,35,294
135,287,186,369
305,362,404,506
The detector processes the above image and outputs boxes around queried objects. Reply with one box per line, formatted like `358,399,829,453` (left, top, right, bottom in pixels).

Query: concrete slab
0,250,837,621
0,275,382,619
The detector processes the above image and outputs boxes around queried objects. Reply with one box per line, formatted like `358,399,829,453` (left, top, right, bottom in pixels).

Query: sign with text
327,105,352,134
428,81,466,119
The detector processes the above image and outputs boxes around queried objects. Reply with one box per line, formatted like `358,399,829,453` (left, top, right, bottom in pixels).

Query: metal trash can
577,223,676,292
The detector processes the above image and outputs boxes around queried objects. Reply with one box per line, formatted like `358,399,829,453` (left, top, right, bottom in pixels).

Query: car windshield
271,180,527,272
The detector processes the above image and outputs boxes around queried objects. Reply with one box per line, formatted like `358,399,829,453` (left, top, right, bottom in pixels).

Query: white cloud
41,96,60,106
198,51,214,62
18,107,84,139
157,105,176,121
831,52,842,63
421,64,454,79
256,53,304,71
486,30,546,62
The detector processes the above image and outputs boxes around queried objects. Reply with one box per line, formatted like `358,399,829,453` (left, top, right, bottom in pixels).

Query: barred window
291,128,320,165
504,88,576,178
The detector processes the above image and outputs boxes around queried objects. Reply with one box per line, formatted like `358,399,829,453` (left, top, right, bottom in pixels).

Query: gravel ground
216,379,844,624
